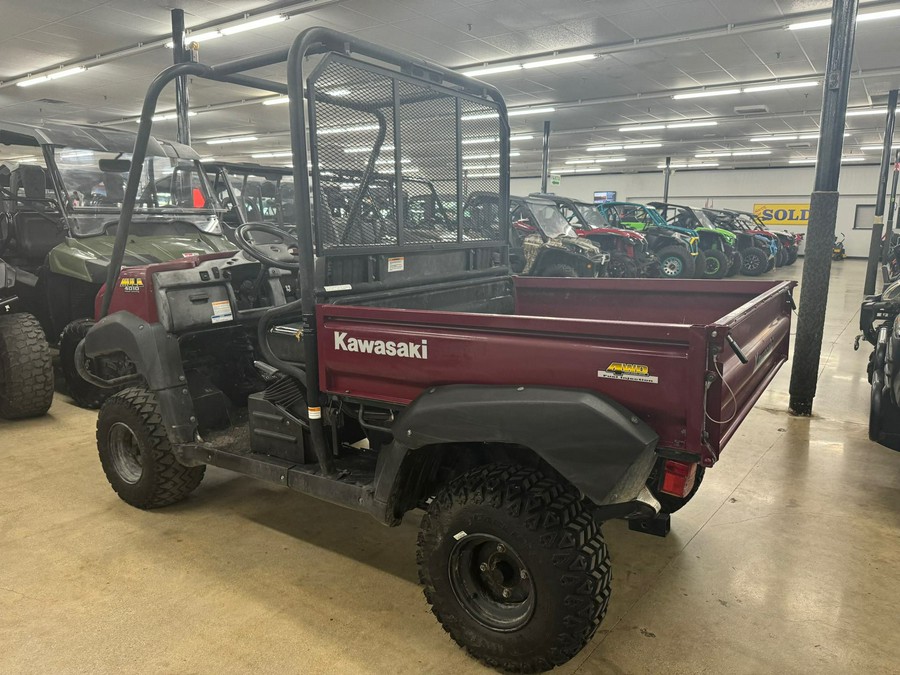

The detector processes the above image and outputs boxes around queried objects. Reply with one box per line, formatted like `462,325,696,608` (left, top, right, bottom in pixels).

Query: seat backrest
12,211,65,261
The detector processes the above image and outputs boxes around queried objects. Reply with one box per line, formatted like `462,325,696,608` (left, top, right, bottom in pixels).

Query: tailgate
704,280,795,458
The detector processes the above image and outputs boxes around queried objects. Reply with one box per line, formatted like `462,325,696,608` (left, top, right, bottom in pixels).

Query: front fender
84,311,196,444
392,384,659,507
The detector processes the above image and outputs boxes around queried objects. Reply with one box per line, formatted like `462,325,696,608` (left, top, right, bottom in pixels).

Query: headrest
0,165,9,188
18,164,46,199
103,173,125,202
260,181,277,198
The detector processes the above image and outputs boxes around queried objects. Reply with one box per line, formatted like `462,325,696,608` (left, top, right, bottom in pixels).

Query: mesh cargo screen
309,55,504,251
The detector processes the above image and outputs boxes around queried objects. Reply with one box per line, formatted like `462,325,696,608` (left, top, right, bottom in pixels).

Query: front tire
726,250,742,277
703,249,729,279
607,253,639,278
657,246,693,278
741,247,766,276
692,250,707,278
97,387,205,509
418,464,611,673
0,312,53,419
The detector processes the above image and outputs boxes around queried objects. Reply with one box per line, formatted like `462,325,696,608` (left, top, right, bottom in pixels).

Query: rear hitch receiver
629,513,671,538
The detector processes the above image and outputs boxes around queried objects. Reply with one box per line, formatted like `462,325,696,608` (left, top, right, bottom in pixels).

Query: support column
540,120,551,193
864,88,898,294
662,156,672,203
172,9,191,146
881,150,900,265
788,0,859,416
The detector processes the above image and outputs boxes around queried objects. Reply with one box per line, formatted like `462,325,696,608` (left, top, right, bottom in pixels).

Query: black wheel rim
108,422,143,484
448,533,535,632
661,256,683,276
746,254,760,271
706,257,720,274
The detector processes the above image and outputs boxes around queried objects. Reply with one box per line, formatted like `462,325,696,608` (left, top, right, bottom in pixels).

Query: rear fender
84,311,197,444
386,385,659,509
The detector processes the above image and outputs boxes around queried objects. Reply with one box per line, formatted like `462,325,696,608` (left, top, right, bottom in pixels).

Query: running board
180,444,378,515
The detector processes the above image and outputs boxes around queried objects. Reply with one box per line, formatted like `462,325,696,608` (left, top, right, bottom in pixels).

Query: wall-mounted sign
753,203,811,227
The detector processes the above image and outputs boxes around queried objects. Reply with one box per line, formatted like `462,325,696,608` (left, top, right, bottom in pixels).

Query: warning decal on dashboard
211,300,233,324
598,362,658,384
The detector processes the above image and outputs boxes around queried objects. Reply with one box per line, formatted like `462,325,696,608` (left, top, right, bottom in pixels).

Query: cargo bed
318,277,795,467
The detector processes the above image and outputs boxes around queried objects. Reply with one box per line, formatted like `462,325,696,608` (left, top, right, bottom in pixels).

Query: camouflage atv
510,195,610,276
0,121,232,408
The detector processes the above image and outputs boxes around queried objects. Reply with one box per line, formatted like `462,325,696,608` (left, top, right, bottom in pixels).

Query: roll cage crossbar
100,25,510,477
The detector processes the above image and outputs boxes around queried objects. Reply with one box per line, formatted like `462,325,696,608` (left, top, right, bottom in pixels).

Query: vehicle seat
9,165,64,260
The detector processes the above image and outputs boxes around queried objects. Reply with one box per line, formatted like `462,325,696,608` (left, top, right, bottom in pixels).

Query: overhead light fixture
788,8,900,30
672,88,741,100
139,111,198,123
847,107,899,117
318,123,380,135
522,54,596,69
751,134,798,142
593,156,627,163
463,152,520,160
464,164,500,171
586,145,624,152
789,156,866,164
466,64,523,77
695,152,733,158
510,134,534,141
622,142,663,149
262,96,289,106
656,162,719,169
327,88,351,97
466,172,501,178
205,135,258,145
695,150,772,157
219,14,287,35
343,145,395,154
374,158,411,164
860,144,900,151
17,66,87,87
666,120,718,129
564,159,598,165
251,151,293,158
619,124,666,132
742,81,819,93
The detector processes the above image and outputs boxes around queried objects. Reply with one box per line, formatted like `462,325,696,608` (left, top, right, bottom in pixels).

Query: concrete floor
2,259,899,674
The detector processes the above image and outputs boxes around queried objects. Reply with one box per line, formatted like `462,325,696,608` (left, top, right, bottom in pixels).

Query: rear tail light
660,460,698,498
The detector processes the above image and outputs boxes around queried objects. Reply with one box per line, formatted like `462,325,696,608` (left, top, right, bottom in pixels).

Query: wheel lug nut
496,544,506,553
502,588,511,599
520,569,528,580
479,562,489,572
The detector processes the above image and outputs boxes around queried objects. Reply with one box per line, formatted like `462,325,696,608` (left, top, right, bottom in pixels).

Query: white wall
512,164,884,257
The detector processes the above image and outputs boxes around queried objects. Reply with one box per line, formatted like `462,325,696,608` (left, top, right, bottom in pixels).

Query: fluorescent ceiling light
510,134,534,141
622,142,662,149
659,163,687,169
751,134,798,142
344,145,395,154
462,137,498,145
464,152,520,159
466,64,523,77
742,81,819,93
672,88,741,100
17,66,86,87
374,158,410,164
586,145,624,152
318,124,380,135
788,8,900,31
219,14,287,35
509,106,555,118
522,54,596,69
860,144,900,151
187,30,224,44
656,162,719,169
327,88,351,97
695,152,733,158
786,18,832,30
789,156,866,164
619,124,666,132
847,108,898,117
732,150,772,156
205,135,258,145
262,96,289,106
139,111,198,123
666,120,718,129
467,172,500,178
464,164,500,170
593,156,627,163
564,159,597,165
251,151,293,158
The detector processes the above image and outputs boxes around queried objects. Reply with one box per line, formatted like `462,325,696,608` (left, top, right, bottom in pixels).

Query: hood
48,233,236,283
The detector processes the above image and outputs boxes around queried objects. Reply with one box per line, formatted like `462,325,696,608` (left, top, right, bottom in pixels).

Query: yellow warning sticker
598,362,658,384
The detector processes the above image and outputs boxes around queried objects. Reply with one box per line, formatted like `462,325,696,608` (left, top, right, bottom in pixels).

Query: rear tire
418,464,611,673
787,248,799,265
540,264,579,278
60,319,122,409
657,246,693,278
703,249,729,279
97,387,205,509
775,247,786,267
741,247,766,276
0,312,53,419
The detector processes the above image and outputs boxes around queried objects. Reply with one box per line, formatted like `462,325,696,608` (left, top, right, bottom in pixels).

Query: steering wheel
234,222,300,271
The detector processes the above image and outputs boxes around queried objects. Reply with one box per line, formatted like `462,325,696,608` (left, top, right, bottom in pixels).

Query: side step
181,444,377,514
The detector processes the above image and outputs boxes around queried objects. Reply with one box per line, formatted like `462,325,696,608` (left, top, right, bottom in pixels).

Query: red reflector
660,460,697,498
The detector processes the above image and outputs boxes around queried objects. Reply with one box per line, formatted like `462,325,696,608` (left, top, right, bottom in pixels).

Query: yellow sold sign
753,203,811,227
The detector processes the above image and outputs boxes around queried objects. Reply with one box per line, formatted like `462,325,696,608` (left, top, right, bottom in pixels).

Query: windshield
574,203,609,229
691,208,718,229
55,149,221,237
222,170,294,224
527,200,576,238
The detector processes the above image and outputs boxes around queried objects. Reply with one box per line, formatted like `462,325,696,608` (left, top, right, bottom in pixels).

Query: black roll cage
99,25,510,477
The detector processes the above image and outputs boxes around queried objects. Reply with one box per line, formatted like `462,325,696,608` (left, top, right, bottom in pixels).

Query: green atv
0,121,232,408
649,202,739,279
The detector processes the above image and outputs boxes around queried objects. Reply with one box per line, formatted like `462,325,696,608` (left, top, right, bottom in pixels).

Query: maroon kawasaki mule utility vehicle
79,28,795,673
